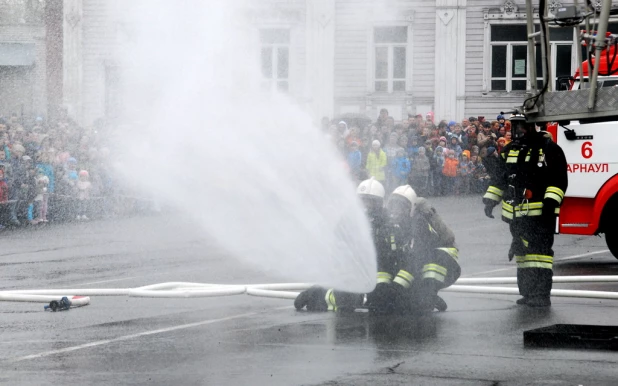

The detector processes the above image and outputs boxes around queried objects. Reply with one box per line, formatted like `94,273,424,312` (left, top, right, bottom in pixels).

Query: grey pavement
0,195,617,385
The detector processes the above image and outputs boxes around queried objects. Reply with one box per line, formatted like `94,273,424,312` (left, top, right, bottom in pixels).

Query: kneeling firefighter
294,181,460,314
482,114,568,307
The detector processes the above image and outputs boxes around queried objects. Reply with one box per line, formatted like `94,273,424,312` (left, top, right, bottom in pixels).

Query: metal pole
539,2,549,90
526,0,537,92
574,0,586,89
588,0,612,109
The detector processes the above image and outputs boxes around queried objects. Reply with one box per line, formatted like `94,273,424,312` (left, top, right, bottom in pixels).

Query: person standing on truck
482,114,568,307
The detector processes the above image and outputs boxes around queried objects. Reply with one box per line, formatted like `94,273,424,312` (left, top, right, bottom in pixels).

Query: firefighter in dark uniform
482,114,568,307
294,182,460,314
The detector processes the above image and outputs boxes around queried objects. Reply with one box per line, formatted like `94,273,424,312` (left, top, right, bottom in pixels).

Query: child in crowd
458,150,472,194
410,146,430,196
442,149,459,195
391,148,411,187
33,167,49,224
346,141,362,180
76,170,92,221
0,166,8,228
432,146,445,195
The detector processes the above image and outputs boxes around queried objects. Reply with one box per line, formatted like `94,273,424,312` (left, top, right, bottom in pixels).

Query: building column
45,0,63,121
434,0,466,121
63,0,83,124
305,0,335,123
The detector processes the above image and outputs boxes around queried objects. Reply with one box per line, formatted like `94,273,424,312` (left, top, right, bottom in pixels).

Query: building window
260,29,289,92
489,24,574,92
374,26,407,93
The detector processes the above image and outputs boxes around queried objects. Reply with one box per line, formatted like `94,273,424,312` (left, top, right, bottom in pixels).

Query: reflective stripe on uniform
422,264,447,282
325,289,337,311
484,186,503,202
377,272,393,284
436,247,459,261
428,224,438,235
390,235,396,251
521,237,529,248
516,254,553,270
544,186,565,205
506,149,543,163
393,269,414,288
502,201,544,218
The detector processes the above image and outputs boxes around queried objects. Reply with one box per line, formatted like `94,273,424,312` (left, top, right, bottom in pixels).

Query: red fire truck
545,36,618,258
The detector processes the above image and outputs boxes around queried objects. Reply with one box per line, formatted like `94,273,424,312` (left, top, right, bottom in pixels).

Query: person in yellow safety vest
294,182,461,315
482,114,568,307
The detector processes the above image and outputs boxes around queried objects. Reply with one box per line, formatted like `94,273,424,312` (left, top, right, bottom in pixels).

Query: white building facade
1,0,605,125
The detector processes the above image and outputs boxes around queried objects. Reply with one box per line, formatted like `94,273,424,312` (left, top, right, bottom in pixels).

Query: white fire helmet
391,185,418,216
356,177,385,200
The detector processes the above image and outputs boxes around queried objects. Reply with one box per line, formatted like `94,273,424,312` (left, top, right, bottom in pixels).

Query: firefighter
294,182,460,314
293,177,385,312
482,114,568,307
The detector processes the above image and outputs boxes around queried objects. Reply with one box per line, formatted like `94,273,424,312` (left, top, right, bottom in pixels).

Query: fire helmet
389,185,418,218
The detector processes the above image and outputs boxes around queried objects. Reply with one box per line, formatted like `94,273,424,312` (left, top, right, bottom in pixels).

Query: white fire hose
1,276,618,309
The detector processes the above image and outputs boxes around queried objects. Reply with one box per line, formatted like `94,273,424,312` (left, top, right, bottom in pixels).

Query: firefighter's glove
542,199,558,224
294,286,329,312
366,282,396,314
482,198,497,219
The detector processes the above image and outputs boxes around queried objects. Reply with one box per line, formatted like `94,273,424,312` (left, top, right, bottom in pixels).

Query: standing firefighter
294,181,460,314
482,114,568,307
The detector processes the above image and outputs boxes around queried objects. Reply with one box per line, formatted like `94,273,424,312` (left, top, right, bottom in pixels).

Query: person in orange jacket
442,149,459,195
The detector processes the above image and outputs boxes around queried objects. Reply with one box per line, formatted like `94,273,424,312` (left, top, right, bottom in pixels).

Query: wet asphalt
0,195,617,385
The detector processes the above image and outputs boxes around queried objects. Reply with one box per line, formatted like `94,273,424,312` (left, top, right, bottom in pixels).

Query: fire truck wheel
605,231,618,260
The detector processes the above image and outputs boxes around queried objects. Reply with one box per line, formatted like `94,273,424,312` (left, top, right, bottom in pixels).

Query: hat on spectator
68,157,77,164
486,147,496,156
497,114,505,120
439,136,447,142
22,155,31,161
462,150,471,159
468,116,477,122
448,120,456,127
372,140,381,147
79,170,89,177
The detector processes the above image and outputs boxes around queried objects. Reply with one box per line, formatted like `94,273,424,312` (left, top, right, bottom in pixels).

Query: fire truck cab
553,42,618,258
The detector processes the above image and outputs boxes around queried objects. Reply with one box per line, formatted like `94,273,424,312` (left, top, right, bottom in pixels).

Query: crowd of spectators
0,112,143,230
327,109,513,197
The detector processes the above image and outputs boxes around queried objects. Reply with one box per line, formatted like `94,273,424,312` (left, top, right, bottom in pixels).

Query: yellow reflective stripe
487,186,504,197
546,186,565,199
554,207,560,214
483,191,502,202
428,224,438,235
544,192,563,205
423,264,447,276
506,156,518,163
396,269,414,282
437,247,459,261
325,289,337,311
524,254,553,263
502,202,514,212
521,238,529,248
517,209,542,217
377,272,392,284
517,261,553,269
394,270,414,288
390,235,396,251
423,271,446,282
502,209,513,219
514,255,525,263
393,276,411,288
